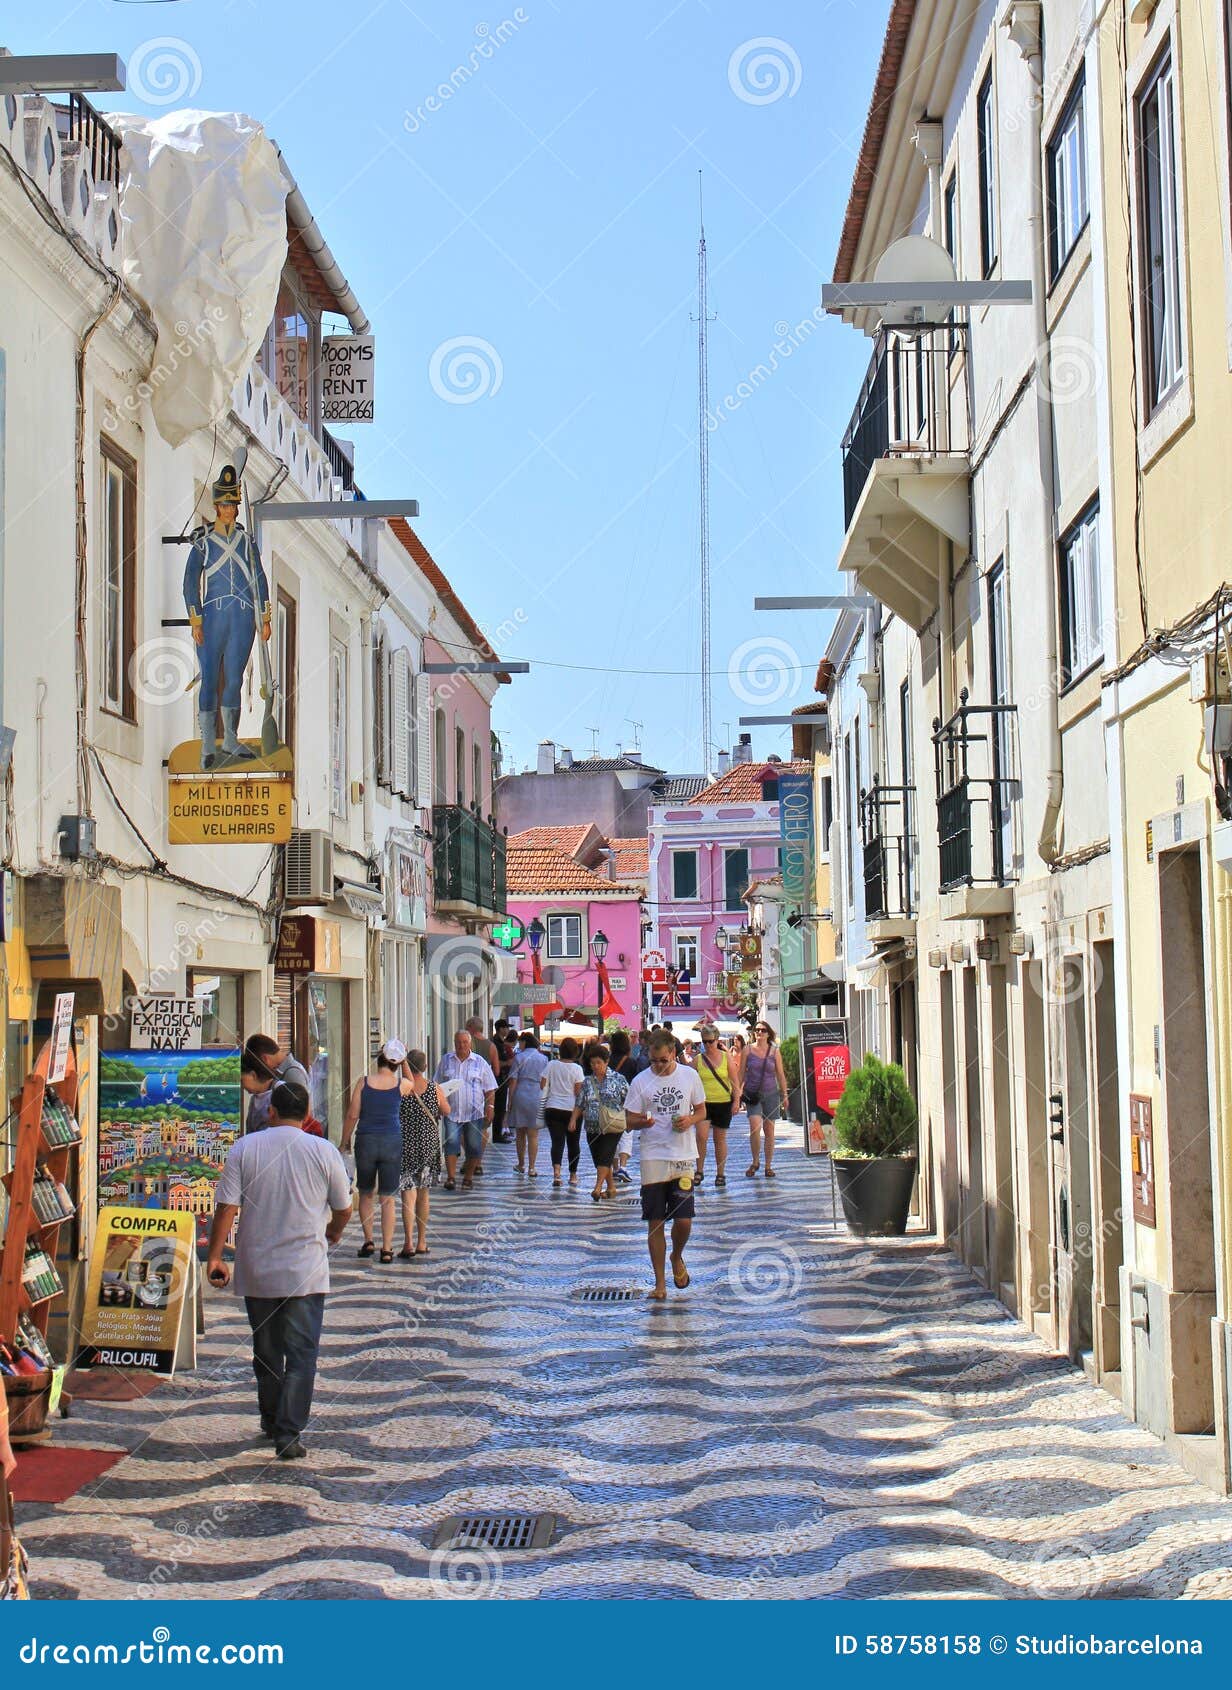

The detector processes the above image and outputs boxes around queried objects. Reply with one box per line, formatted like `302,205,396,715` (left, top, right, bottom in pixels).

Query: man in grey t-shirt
207,1083,352,1459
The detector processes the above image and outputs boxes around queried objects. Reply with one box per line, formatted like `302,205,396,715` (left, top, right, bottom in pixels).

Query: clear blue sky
21,0,887,780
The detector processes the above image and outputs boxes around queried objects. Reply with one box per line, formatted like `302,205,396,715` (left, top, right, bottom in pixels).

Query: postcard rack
0,1037,79,1445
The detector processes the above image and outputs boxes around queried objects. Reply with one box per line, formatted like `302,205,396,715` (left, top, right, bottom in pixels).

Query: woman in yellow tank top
695,1027,737,1186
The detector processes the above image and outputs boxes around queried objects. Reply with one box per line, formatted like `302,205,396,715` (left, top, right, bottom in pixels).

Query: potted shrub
831,1052,918,1236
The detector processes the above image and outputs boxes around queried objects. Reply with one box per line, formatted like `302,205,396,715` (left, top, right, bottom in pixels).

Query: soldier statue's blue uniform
184,464,272,770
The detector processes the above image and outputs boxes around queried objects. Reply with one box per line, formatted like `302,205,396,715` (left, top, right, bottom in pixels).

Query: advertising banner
130,997,205,1052
799,1018,851,1155
778,771,815,908
640,947,668,985
97,1048,242,1251
77,1206,196,1375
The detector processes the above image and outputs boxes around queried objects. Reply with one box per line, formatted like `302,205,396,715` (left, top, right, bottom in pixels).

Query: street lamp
591,928,609,1038
526,917,545,953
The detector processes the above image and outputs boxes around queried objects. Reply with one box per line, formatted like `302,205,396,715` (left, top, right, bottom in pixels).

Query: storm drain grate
571,1286,639,1303
433,1513,556,1551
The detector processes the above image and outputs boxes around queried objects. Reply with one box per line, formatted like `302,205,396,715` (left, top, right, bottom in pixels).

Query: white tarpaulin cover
113,111,287,448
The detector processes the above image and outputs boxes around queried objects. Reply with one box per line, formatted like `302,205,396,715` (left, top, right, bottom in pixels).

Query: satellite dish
873,235,957,333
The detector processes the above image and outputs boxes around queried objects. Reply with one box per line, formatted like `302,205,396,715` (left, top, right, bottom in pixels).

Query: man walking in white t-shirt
624,1029,708,1300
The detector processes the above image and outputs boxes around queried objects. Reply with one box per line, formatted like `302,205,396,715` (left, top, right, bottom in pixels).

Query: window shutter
415,669,433,809
392,647,411,797
373,631,388,787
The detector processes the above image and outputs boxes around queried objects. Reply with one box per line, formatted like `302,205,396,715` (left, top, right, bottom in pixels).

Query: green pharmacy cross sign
490,916,526,953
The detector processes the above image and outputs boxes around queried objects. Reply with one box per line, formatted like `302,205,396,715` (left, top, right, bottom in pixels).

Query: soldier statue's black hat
211,464,242,505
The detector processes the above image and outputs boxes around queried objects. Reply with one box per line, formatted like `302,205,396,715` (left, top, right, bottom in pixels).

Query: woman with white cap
341,1040,413,1264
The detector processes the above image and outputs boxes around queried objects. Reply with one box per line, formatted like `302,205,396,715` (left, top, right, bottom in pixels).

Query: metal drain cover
571,1286,639,1303
433,1513,556,1551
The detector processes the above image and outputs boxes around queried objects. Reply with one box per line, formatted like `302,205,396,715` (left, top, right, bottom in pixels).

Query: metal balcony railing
860,779,916,920
322,426,366,499
931,691,1018,892
841,323,971,528
432,805,507,917
55,93,122,187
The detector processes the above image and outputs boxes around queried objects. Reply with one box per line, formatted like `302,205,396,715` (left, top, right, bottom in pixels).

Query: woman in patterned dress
398,1049,450,1258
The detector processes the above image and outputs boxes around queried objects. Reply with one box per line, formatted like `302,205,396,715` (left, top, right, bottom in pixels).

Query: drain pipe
1006,2,1063,863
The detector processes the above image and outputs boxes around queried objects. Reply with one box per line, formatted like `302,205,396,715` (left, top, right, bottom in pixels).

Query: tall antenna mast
696,171,713,780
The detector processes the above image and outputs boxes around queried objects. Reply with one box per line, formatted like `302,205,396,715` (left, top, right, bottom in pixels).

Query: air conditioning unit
285,829,334,904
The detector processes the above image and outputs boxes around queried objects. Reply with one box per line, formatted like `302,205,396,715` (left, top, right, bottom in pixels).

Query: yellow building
1097,0,1232,1491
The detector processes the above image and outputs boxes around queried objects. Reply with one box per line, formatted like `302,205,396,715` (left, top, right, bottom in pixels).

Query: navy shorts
355,1134,401,1197
641,1177,696,1224
705,1102,733,1130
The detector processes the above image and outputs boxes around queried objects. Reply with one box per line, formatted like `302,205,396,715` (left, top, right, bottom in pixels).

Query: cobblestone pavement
16,1127,1232,1599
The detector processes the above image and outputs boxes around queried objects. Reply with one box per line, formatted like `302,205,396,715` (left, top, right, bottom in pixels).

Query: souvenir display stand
0,1038,79,1447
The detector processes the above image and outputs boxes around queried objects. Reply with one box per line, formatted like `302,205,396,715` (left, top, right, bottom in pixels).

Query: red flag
595,958,625,1022
531,949,563,1028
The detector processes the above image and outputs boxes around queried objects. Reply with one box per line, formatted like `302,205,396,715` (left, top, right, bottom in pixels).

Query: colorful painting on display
97,1048,242,1251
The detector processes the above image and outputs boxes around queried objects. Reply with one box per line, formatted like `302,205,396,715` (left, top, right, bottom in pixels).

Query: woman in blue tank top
341,1039,412,1263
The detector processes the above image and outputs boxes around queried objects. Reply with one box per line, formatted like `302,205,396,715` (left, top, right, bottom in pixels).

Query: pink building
506,826,647,1032
648,757,810,1025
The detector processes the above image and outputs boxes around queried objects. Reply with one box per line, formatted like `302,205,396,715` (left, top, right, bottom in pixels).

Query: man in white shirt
206,1083,352,1460
433,1029,497,1190
624,1030,708,1300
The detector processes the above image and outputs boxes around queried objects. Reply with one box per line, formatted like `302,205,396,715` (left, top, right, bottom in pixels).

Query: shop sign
495,982,558,1005
799,1018,851,1152
49,991,75,1082
779,772,815,907
490,915,526,952
651,967,690,1008
641,947,668,985
96,1047,242,1253
1129,1094,1156,1226
276,915,343,975
77,1206,196,1376
321,334,375,423
168,773,293,845
390,843,428,930
735,931,762,970
130,996,205,1053
608,975,627,993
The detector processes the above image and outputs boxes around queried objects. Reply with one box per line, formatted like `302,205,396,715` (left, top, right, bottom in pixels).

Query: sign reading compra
77,1206,197,1376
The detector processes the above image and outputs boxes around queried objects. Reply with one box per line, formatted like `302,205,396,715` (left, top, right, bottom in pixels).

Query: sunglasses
702,1038,718,1045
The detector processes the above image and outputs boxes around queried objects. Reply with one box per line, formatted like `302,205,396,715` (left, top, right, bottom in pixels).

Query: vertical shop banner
97,1048,241,1252
77,1206,196,1375
48,991,75,1082
799,1019,851,1155
778,772,815,907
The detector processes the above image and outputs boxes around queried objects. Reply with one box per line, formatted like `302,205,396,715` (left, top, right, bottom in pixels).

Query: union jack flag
652,967,691,1008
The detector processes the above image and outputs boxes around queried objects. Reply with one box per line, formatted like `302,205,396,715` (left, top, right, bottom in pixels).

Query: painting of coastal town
98,1050,242,1250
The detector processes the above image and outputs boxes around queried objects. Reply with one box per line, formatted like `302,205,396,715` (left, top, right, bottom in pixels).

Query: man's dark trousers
244,1294,325,1444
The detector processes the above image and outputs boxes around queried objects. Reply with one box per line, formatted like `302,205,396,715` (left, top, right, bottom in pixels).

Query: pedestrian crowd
205,1017,791,1458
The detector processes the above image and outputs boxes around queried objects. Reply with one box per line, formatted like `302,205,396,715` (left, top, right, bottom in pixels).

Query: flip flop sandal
443,1179,456,1191
397,1247,416,1260
379,1249,395,1264
715,1173,727,1187
764,1168,777,1179
745,1164,759,1178
671,1257,691,1290
357,1241,375,1258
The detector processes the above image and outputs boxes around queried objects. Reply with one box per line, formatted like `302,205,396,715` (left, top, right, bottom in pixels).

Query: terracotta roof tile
608,836,649,878
387,518,509,682
506,843,643,897
688,760,811,805
832,0,918,289
507,825,597,859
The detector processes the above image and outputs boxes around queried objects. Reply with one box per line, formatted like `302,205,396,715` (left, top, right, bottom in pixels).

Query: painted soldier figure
184,464,272,770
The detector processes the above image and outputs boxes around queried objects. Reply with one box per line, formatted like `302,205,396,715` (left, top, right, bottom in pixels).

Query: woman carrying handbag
571,1044,629,1201
695,1025,737,1186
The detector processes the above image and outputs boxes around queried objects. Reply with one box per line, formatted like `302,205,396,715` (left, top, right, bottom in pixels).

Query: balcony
860,779,916,938
432,805,507,922
932,691,1019,918
838,325,971,631
323,426,366,499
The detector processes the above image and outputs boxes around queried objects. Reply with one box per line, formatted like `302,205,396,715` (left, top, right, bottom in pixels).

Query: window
329,640,347,818
844,731,855,910
943,169,961,353
257,271,317,425
723,847,750,911
1060,503,1102,685
1137,45,1185,413
100,438,137,719
987,563,1012,878
671,849,699,900
1048,74,1089,278
977,70,999,276
274,588,297,758
473,741,483,814
188,969,245,1047
672,931,699,978
455,724,466,805
390,648,414,799
545,912,582,960
433,707,447,804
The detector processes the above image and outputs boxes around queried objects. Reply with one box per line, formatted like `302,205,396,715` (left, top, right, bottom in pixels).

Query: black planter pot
833,1155,917,1237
